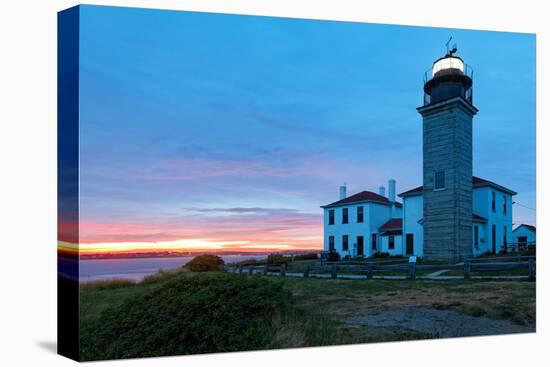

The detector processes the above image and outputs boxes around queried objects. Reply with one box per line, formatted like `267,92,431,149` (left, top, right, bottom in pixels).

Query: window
342,235,349,251
371,234,377,250
329,236,335,251
389,235,395,250
503,226,508,251
491,192,496,212
328,209,334,225
504,226,507,245
434,170,445,190
357,206,364,223
342,208,349,224
503,195,507,214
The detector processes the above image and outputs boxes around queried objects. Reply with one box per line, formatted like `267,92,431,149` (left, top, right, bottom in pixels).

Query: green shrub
465,306,486,317
185,254,224,272
267,254,288,265
232,258,266,266
327,251,340,262
80,273,294,360
293,253,318,261
372,252,390,259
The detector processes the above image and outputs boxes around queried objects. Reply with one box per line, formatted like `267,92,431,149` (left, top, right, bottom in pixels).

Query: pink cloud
77,209,323,252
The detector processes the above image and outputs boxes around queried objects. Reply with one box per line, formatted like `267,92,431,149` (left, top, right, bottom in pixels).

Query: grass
80,270,535,361
277,277,535,325
80,278,136,291
445,267,530,277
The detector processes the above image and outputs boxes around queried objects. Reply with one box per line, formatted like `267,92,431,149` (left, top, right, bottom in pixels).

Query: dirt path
346,306,534,338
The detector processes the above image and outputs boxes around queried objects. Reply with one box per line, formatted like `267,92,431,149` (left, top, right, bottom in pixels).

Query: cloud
180,207,304,215
133,157,306,181
78,207,324,251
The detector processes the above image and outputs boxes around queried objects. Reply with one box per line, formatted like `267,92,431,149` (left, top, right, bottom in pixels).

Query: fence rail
230,258,535,281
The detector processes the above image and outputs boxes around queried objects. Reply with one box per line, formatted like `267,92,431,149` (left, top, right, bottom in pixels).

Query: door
406,233,414,255
371,234,377,251
518,236,527,251
357,236,364,256
491,224,497,254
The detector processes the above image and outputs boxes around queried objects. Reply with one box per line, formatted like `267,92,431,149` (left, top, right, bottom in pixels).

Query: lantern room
423,50,473,106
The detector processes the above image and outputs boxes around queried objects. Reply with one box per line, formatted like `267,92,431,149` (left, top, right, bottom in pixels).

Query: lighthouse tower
418,47,478,261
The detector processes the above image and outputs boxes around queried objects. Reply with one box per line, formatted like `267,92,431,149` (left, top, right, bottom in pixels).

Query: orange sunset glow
58,215,324,256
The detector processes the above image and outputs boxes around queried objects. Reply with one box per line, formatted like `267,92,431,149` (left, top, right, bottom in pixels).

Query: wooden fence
230,258,535,281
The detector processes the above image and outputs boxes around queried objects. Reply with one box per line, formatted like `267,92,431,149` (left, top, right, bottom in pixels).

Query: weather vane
446,36,458,56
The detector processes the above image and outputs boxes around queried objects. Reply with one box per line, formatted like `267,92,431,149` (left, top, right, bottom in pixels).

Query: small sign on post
408,258,416,280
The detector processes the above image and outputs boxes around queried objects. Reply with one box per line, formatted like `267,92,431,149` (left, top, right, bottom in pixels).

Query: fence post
528,259,535,281
263,264,269,276
303,265,310,278
280,263,287,277
238,265,243,274
408,262,416,280
331,264,337,279
248,266,254,276
464,259,471,280
367,263,374,280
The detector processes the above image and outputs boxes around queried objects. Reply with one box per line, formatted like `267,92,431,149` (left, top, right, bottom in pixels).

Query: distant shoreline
74,249,321,261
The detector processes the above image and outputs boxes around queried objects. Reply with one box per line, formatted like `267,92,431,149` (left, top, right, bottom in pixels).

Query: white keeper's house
321,47,529,261
321,176,516,258
321,180,402,258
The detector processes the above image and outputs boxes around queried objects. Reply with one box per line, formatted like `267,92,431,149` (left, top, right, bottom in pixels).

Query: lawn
80,270,535,360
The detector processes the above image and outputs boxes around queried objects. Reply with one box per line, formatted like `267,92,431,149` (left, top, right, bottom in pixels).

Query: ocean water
77,255,265,282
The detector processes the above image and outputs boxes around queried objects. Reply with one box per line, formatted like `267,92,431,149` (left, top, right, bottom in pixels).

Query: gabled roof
379,218,403,236
398,176,517,198
398,186,423,198
321,190,403,208
472,177,517,195
513,224,536,233
472,214,487,223
379,218,402,231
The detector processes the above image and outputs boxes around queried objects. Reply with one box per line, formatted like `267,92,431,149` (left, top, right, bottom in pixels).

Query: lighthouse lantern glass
432,57,464,76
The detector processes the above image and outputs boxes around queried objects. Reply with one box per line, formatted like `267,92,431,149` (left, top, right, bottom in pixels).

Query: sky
74,5,536,254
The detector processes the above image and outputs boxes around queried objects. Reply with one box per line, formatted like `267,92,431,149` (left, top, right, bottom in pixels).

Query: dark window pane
357,206,364,222
343,208,348,223
342,235,348,251
435,170,445,189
